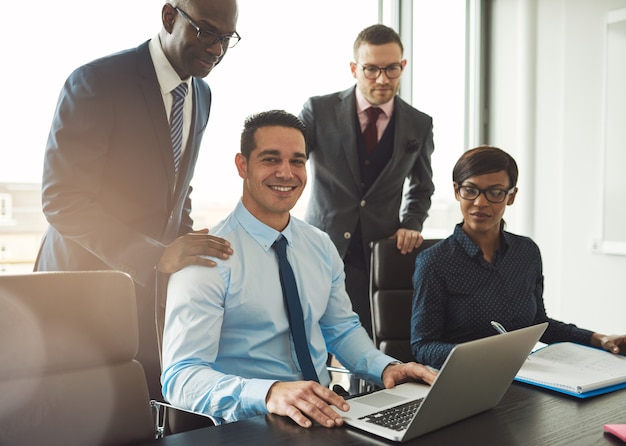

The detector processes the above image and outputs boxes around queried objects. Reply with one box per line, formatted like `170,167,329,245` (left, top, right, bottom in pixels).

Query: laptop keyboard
358,398,424,431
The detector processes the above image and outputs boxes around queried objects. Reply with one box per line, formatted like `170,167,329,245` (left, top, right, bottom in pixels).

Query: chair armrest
327,365,351,374
150,400,216,438
326,366,378,395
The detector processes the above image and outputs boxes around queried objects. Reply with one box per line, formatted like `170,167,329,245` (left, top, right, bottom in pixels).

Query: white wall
489,0,626,333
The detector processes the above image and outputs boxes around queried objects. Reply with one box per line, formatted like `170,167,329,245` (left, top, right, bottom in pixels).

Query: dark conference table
140,383,626,445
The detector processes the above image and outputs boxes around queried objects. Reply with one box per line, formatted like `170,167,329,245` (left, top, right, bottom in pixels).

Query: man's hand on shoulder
381,361,438,389
157,228,233,273
265,381,350,428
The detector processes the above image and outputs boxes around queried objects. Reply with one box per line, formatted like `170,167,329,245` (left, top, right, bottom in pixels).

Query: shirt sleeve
319,239,397,385
410,250,455,368
400,114,435,232
160,264,276,424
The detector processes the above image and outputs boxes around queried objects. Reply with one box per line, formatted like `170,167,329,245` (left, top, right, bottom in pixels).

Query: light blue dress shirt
161,200,396,424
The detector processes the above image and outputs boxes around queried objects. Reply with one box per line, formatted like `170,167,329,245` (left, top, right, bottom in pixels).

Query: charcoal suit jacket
300,86,435,267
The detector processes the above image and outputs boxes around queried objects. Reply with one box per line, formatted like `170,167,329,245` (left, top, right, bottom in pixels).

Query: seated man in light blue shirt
161,110,437,429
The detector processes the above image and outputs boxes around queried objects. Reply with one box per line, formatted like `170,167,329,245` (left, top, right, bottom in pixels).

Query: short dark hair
452,145,519,188
240,110,307,158
353,24,404,60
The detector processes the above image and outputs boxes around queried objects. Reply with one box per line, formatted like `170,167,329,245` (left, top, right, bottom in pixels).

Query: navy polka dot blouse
410,223,593,368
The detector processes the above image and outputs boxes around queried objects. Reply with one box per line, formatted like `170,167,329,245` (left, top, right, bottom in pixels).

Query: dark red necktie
363,107,383,154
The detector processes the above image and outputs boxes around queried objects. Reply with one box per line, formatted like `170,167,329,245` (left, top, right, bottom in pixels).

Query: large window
191,0,379,224
2,0,470,268
410,0,468,237
2,0,377,226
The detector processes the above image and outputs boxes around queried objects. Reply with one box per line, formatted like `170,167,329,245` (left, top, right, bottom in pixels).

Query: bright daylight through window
1,0,467,270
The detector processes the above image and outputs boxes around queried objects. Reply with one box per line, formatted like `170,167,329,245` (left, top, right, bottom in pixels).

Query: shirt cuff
241,378,278,416
370,354,401,385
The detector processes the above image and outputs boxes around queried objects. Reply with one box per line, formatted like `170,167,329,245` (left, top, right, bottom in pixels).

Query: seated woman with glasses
410,145,626,368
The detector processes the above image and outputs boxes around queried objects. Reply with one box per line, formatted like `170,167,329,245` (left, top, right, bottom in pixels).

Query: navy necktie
272,236,319,382
363,107,382,154
170,83,188,172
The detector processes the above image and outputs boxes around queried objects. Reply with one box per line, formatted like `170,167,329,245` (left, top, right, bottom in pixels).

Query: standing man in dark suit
300,24,435,336
34,0,239,400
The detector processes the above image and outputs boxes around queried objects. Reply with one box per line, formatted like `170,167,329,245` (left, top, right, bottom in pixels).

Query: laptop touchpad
357,392,408,408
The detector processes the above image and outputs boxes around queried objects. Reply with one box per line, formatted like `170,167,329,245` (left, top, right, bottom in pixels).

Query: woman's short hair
452,145,519,188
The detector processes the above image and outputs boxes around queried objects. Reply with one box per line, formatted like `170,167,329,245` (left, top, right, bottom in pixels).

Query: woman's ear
506,187,518,206
453,182,461,202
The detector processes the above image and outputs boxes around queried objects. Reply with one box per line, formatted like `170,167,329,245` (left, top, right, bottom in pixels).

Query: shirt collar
355,86,395,119
233,200,295,251
453,223,511,260
454,224,481,258
148,34,192,96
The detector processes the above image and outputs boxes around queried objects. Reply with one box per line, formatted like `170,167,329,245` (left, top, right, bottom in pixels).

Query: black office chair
0,271,155,446
369,238,441,362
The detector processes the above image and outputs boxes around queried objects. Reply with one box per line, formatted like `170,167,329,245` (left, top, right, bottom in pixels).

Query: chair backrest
0,271,154,446
369,238,441,363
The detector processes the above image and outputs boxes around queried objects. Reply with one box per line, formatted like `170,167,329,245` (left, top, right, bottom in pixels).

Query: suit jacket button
343,232,351,239
360,200,366,207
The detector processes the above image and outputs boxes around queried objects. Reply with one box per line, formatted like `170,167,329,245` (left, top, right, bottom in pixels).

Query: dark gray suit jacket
300,86,434,263
35,40,211,289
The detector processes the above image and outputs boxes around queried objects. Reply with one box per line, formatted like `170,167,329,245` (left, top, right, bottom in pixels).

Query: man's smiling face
236,125,307,231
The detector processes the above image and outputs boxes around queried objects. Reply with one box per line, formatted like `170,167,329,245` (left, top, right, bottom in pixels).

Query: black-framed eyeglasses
175,7,241,48
456,185,515,203
357,63,404,80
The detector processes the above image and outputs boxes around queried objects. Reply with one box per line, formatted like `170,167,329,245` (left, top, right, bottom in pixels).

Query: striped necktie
170,83,188,172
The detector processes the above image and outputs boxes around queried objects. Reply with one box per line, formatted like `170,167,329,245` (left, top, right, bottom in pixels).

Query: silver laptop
338,322,548,442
